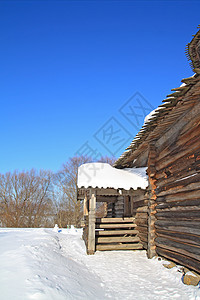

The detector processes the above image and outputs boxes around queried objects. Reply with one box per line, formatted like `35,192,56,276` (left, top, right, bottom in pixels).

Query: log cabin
77,26,200,274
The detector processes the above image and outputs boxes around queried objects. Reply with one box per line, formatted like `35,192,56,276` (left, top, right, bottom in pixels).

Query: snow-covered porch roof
77,163,148,191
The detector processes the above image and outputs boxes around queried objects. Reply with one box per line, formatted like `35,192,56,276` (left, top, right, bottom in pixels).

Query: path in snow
0,228,199,300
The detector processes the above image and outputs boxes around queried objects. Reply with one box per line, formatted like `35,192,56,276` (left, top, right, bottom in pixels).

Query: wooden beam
96,188,132,196
96,243,143,251
96,196,117,203
83,194,88,217
147,141,157,259
96,223,137,229
87,189,96,255
95,229,139,236
96,236,140,243
96,217,135,223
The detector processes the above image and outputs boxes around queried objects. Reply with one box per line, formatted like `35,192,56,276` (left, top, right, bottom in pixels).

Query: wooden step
96,236,140,243
96,243,143,251
96,217,135,223
96,223,137,229
95,229,139,236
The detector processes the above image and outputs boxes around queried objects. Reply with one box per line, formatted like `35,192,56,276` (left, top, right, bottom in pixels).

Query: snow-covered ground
0,228,199,300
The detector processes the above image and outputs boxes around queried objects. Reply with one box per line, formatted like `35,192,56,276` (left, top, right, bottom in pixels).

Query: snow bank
0,228,199,300
78,162,148,190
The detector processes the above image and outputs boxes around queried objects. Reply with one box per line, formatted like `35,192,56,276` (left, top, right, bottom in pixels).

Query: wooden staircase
95,217,143,251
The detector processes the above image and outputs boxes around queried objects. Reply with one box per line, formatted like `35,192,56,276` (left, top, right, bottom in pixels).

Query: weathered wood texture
153,82,200,273
106,196,124,218
147,142,157,258
96,243,143,251
131,189,148,249
82,216,89,248
87,191,96,255
95,217,143,251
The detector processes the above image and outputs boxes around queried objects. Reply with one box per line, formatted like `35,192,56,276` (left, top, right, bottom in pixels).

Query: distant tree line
0,156,115,228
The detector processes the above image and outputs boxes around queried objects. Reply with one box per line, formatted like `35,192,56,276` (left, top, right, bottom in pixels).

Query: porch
77,163,149,254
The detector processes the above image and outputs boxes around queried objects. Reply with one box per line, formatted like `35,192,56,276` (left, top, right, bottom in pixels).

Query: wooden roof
114,27,200,169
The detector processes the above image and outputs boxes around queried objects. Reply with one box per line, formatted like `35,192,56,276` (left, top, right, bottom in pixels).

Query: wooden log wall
131,189,149,249
153,89,200,274
106,202,115,218
115,196,124,217
106,196,124,218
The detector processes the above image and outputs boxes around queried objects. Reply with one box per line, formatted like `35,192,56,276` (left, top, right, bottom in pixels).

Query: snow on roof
78,163,148,190
143,107,162,125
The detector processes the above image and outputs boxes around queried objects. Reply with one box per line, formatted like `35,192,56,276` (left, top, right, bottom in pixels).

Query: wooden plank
96,196,117,203
156,159,200,185
96,217,135,223
157,205,200,213
96,223,137,229
156,140,200,171
156,210,200,219
156,221,200,230
156,163,199,188
155,221,200,235
95,229,139,236
87,190,96,255
155,237,200,262
156,148,200,180
156,181,200,197
156,198,200,209
156,229,200,246
96,243,143,251
156,190,200,202
156,171,200,194
96,236,140,243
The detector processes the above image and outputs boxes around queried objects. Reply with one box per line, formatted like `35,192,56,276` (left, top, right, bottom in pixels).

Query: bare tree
0,169,53,227
53,155,116,227
53,156,92,227
98,156,116,165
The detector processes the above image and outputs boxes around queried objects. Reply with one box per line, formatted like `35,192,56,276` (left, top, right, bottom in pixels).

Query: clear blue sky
0,0,199,173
